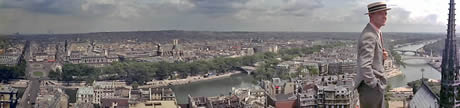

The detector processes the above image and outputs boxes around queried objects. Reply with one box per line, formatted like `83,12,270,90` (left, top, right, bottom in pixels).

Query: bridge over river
387,39,442,88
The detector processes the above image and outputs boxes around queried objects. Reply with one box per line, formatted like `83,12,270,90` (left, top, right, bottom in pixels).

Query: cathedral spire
440,0,460,107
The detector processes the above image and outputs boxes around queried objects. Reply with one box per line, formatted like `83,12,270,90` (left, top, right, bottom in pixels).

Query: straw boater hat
365,2,391,15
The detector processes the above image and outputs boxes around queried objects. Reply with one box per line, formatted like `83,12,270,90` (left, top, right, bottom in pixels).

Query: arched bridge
402,56,441,61
393,49,424,56
236,66,256,74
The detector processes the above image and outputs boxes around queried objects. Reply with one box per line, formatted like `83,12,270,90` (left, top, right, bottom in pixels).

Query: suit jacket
355,23,386,91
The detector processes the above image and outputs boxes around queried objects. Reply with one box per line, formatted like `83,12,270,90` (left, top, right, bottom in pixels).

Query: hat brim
365,8,391,15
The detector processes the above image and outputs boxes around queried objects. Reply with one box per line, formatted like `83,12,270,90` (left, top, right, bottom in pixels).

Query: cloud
241,0,323,16
0,0,83,14
388,0,447,25
0,0,454,33
186,0,247,16
279,0,323,16
0,0,327,19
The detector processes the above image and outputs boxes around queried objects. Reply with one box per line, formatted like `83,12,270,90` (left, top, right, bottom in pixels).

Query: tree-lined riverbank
49,44,338,86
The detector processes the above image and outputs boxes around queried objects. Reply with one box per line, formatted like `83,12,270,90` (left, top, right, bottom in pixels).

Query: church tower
440,0,460,107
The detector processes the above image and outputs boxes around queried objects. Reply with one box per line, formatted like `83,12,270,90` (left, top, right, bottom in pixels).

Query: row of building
259,73,357,108
73,81,179,108
0,43,24,66
0,85,18,108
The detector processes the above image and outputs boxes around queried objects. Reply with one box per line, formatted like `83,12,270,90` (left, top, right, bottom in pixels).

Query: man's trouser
357,82,385,108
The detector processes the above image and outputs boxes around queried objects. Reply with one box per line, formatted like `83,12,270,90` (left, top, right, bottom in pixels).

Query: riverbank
385,67,403,79
140,71,242,88
427,61,441,72
172,73,255,104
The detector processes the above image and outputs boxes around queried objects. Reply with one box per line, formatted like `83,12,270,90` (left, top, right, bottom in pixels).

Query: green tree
296,66,305,73
0,65,15,83
281,55,295,61
294,66,308,77
190,62,208,76
116,62,155,84
14,59,26,77
171,62,189,78
156,61,172,80
0,58,26,82
390,49,406,68
48,70,61,80
132,81,139,89
308,67,319,76
61,64,97,82
110,62,128,79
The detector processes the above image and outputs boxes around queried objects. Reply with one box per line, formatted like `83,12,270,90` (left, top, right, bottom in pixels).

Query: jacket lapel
366,23,383,49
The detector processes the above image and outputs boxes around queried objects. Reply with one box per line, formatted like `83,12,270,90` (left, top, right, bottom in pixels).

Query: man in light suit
355,2,390,108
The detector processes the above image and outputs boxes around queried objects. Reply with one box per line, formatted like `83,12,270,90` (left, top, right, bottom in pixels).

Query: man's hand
383,49,388,60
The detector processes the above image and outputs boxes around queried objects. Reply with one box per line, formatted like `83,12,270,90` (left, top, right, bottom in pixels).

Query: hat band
368,4,387,13
369,7,387,13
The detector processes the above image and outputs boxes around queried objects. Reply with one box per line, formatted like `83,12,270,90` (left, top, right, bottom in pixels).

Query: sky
0,0,453,34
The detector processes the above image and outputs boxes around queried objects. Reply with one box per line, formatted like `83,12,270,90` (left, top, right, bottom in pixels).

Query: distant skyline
0,0,454,34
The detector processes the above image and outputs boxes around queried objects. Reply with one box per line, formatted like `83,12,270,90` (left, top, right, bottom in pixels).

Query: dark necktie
380,32,386,64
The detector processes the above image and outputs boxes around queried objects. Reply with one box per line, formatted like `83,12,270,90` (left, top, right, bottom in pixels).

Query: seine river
172,73,256,104
388,42,441,88
172,41,440,104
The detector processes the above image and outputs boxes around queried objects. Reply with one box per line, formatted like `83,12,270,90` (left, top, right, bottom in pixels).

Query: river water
172,73,256,104
388,42,441,88
172,41,440,104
